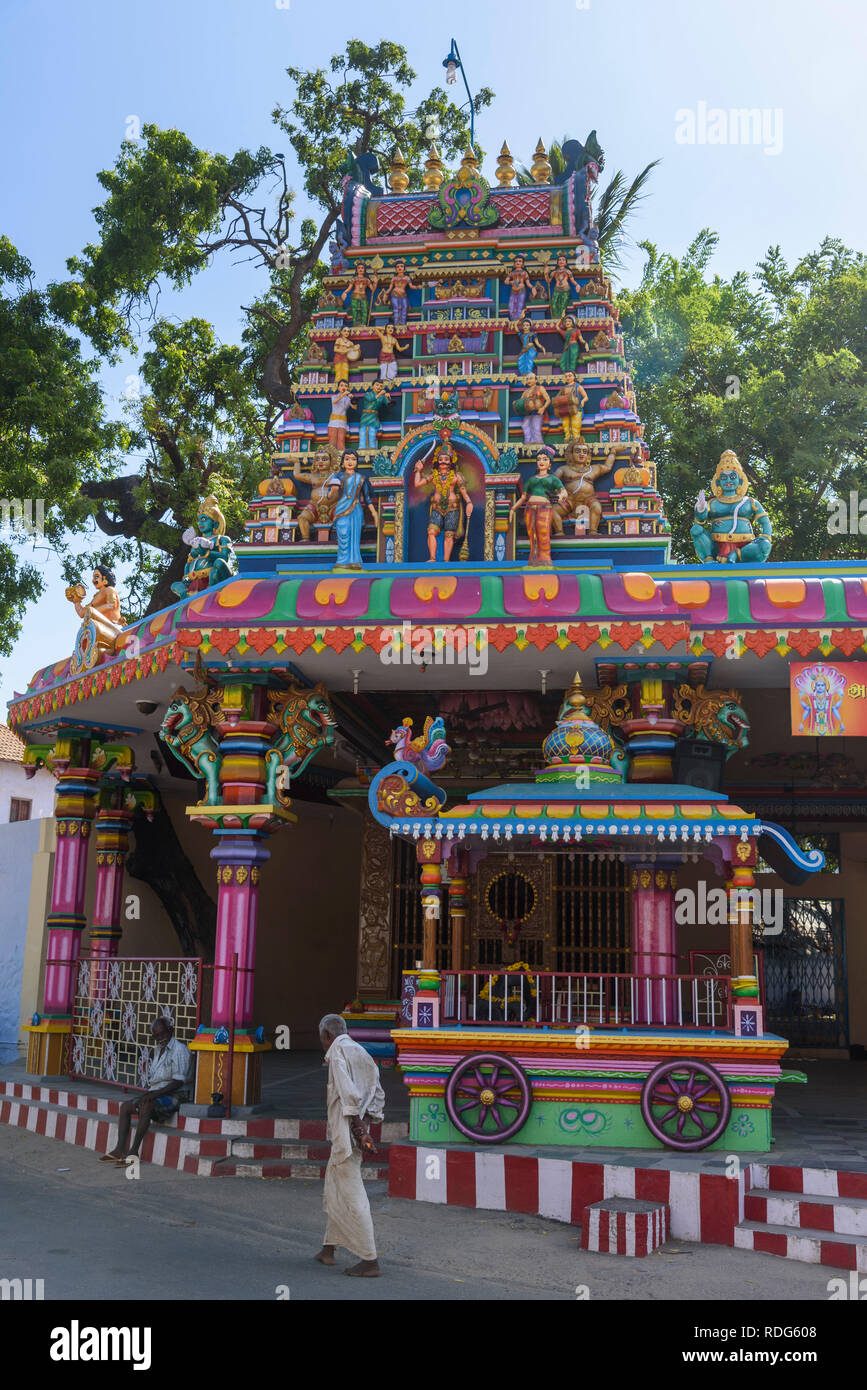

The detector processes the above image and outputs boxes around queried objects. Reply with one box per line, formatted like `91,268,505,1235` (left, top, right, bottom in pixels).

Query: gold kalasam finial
531,138,552,185
388,146,410,194
496,141,516,187
459,145,480,180
560,672,588,720
423,143,445,192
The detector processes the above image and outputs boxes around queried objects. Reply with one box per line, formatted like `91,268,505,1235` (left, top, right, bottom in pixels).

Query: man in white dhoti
316,1013,385,1277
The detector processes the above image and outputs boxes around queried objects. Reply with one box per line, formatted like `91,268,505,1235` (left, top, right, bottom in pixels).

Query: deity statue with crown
171,496,237,600
691,450,772,563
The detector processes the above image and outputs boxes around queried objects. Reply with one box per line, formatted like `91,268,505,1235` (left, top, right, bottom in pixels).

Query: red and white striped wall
387,1144,746,1245
581,1199,668,1257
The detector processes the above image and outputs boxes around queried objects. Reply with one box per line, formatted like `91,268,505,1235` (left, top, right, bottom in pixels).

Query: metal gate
763,899,848,1048
69,956,203,1087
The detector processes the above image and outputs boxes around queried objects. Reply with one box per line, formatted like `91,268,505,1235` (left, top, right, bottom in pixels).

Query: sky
2,0,867,710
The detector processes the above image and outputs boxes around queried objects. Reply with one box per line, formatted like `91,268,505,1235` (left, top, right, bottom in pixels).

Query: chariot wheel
640,1058,731,1151
445,1052,532,1143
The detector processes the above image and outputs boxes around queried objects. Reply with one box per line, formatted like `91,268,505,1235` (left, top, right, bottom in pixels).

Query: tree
619,233,867,560
86,316,277,616
0,236,121,653
516,137,659,274
58,40,493,405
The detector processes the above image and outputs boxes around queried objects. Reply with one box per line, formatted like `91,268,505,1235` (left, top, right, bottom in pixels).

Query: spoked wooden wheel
445,1053,532,1143
640,1058,731,1151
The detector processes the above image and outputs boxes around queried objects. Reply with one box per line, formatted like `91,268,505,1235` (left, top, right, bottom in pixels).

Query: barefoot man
316,1014,385,1277
100,1018,192,1166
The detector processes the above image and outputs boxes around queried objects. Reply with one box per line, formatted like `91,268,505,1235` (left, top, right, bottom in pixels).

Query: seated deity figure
691,449,772,563
170,497,236,599
414,436,474,562
294,445,339,541
553,440,617,535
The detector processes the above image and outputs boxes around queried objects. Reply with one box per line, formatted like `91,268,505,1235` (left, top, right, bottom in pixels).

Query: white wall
0,817,44,1061
0,761,54,823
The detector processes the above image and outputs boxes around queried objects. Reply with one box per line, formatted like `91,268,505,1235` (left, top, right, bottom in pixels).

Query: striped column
89,795,134,960
631,866,678,1023
728,837,759,999
42,754,100,1017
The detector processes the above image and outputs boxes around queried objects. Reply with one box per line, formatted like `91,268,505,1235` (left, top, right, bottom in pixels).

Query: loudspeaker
674,739,727,792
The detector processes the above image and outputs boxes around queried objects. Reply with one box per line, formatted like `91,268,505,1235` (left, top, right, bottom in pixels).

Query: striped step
734,1220,867,1272
760,1164,867,1200
0,1088,406,1179
581,1198,669,1257
744,1189,867,1238
221,1138,391,1163
211,1159,389,1181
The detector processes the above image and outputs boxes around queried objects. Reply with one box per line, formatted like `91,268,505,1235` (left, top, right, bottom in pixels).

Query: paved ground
0,1123,853,1302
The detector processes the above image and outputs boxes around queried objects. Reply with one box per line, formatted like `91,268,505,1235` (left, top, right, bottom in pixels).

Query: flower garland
478,962,538,1007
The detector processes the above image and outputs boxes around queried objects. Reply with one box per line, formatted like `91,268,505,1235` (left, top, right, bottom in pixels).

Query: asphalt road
0,1123,853,1305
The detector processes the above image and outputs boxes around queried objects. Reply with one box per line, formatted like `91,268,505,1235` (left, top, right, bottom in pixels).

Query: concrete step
210,1158,389,1181
0,1091,404,1179
734,1219,867,1272
745,1189,867,1237
759,1164,867,1200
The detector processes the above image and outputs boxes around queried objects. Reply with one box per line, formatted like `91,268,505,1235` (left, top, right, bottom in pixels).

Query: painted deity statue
358,380,391,450
552,371,589,443
293,445,339,540
325,450,378,570
375,324,411,381
514,373,551,445
516,319,544,377
691,450,772,563
170,497,236,600
557,316,588,374
327,386,354,451
383,259,419,325
545,253,580,320
332,328,360,384
509,447,568,568
66,565,128,673
503,255,534,321
342,264,378,325
553,441,617,535
414,437,474,562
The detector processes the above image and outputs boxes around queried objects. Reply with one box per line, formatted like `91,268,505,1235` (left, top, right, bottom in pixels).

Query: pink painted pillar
631,866,678,1025
42,764,101,1017
209,838,271,1027
90,802,134,961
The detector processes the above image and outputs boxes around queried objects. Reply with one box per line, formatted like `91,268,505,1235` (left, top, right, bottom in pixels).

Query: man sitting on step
99,1017,193,1167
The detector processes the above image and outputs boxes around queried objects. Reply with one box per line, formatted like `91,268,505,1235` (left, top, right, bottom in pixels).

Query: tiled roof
0,723,26,762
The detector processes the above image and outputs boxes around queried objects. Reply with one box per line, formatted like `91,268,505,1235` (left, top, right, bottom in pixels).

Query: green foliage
515,137,659,274
0,236,119,653
619,234,867,560
52,129,275,357
277,38,494,200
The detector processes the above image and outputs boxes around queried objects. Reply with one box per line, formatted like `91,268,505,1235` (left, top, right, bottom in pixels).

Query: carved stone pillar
727,838,759,1000
355,817,393,998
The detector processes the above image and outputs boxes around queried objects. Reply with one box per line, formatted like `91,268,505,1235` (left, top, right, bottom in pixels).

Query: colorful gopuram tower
242,136,669,572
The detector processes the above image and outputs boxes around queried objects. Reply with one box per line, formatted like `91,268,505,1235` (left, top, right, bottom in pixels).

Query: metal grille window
390,838,448,994
553,855,631,974
763,899,848,1048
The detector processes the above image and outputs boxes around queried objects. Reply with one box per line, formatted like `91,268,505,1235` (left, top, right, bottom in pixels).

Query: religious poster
790,662,867,736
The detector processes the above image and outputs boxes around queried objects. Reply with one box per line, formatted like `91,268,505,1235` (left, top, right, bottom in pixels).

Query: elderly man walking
315,1013,385,1277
